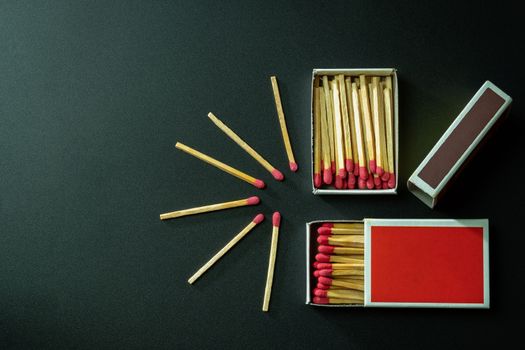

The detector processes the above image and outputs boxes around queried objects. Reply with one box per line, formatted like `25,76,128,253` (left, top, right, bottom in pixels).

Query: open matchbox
408,81,512,208
311,68,399,195
306,219,489,308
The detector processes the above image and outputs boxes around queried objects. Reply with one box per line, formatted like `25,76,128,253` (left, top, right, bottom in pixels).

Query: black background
1,1,524,349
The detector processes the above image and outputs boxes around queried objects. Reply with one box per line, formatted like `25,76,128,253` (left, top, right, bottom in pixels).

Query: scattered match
160,196,260,220
271,76,297,172
311,222,365,305
312,73,396,191
262,212,281,312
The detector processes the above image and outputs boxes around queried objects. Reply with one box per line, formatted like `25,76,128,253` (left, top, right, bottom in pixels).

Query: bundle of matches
312,222,364,305
313,74,396,190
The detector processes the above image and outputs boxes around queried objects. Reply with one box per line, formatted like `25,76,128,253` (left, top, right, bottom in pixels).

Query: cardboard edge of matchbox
310,68,399,195
407,81,512,209
306,218,490,309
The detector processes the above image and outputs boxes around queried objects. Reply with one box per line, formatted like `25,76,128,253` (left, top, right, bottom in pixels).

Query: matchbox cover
306,218,489,308
310,68,399,195
408,81,512,208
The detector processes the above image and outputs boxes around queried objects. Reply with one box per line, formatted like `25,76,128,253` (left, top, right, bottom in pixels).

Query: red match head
359,166,368,180
246,196,260,205
316,282,330,290
272,212,281,227
316,263,332,270
319,269,333,277
314,288,328,297
366,176,375,189
314,173,322,188
373,176,381,188
376,165,384,177
318,245,335,254
315,253,330,263
289,162,298,172
345,159,354,173
313,270,320,277
317,236,329,245
317,227,331,235
388,173,396,189
313,297,330,304
253,179,266,189
312,261,319,268
318,276,333,286
369,159,376,173
335,175,343,189
381,171,390,182
252,213,265,224
358,178,366,189
271,169,284,181
323,168,332,185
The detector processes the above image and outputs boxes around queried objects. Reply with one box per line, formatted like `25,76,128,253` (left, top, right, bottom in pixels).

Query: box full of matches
311,69,399,194
306,219,489,308
408,81,512,208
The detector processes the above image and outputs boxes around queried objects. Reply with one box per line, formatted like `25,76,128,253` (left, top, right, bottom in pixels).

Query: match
262,212,281,312
313,86,322,188
318,276,364,291
175,142,265,189
315,253,360,264
271,76,297,172
160,196,260,220
188,214,264,284
318,245,364,255
317,226,363,235
317,235,364,248
313,296,363,305
207,112,284,181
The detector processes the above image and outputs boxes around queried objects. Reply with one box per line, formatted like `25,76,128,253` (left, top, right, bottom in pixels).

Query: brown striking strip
418,88,505,188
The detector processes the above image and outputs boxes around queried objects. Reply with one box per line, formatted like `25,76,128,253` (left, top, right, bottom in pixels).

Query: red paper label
370,226,484,304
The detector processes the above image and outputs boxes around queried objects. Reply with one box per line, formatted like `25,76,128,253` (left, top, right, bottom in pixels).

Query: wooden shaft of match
383,87,395,173
330,269,364,276
175,142,260,186
337,275,364,281
333,247,364,255
338,76,353,165
160,197,253,220
344,78,359,167
331,79,345,173
313,87,321,175
327,255,360,263
188,220,258,284
331,279,364,291
322,76,336,162
319,84,332,170
377,81,389,175
327,289,364,300
321,297,364,304
262,225,280,312
328,227,364,235
270,76,296,166
207,112,277,174
370,80,383,171
329,223,364,229
351,83,366,168
358,76,375,164
327,236,364,248
326,263,365,269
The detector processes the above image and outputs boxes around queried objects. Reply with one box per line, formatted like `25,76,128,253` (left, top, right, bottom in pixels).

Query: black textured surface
1,1,524,349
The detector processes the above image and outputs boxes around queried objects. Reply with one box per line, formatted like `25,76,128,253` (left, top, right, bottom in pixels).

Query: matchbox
408,81,512,208
306,219,489,308
311,68,399,194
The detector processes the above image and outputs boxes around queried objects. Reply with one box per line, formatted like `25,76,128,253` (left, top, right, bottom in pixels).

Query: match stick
315,253,360,264
317,227,363,235
345,78,359,177
317,235,364,248
316,268,364,277
314,288,364,301
331,79,346,183
175,142,265,189
160,196,260,220
318,245,364,255
188,214,264,284
322,76,336,172
270,76,297,172
313,86,322,188
313,296,363,304
207,112,284,181
321,222,364,229
315,262,365,270
262,212,281,312
351,82,367,180
318,276,364,291
383,84,396,189
359,76,376,174
319,81,332,185
370,78,387,177
338,75,354,173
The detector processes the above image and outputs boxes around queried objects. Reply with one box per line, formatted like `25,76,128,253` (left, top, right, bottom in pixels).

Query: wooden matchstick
313,296,363,304
317,227,363,235
175,142,265,189
331,79,346,184
383,84,396,189
317,268,364,277
371,77,388,178
262,212,281,312
322,76,336,172
319,81,332,185
317,235,364,248
207,112,284,181
313,86,322,188
315,253,360,264
315,262,365,270
318,276,364,291
321,222,364,229
351,82,367,181
318,245,364,255
188,214,264,284
270,76,297,172
359,76,376,174
314,288,364,301
345,78,359,177
160,196,260,220
338,75,354,173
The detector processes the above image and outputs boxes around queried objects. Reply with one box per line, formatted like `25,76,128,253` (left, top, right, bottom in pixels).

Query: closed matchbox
408,81,512,208
306,219,489,308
